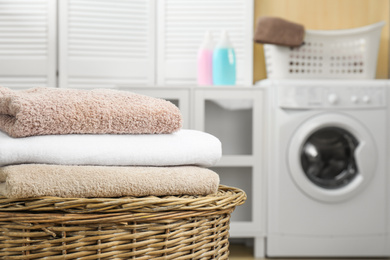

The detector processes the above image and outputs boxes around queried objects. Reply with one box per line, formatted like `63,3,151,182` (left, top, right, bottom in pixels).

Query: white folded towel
0,129,221,167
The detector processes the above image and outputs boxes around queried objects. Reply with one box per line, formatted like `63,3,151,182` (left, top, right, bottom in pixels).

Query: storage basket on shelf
0,185,246,260
263,21,385,79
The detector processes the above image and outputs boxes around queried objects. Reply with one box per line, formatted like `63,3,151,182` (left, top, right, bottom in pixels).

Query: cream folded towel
0,164,220,198
0,129,221,167
0,86,182,137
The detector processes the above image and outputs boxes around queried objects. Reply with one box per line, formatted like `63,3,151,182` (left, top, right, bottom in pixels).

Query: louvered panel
157,0,253,85
68,0,148,59
68,76,148,89
0,1,48,58
0,76,47,89
164,78,197,85
60,0,155,87
0,0,56,88
165,42,245,60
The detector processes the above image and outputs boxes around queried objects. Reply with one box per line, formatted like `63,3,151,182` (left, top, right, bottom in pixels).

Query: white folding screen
157,0,253,86
0,0,56,88
59,0,155,88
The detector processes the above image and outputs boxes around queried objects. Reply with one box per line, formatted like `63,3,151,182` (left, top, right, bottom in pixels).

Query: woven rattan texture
0,185,245,214
0,185,246,259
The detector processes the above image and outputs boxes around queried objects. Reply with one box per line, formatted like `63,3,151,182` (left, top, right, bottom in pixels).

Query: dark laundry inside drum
300,127,359,189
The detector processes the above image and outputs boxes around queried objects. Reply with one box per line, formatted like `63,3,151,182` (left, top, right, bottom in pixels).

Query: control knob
350,96,358,103
362,95,371,104
328,94,338,104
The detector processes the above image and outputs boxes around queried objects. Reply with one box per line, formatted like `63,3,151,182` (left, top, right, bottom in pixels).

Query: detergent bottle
212,30,236,85
197,31,214,85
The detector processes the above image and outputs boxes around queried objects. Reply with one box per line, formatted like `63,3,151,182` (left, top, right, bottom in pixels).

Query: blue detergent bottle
212,30,236,85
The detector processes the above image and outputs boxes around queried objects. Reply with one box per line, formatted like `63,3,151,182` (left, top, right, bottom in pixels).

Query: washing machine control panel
278,85,387,109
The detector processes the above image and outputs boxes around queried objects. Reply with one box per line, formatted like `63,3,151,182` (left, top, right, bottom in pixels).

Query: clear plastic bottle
197,31,214,85
212,30,236,85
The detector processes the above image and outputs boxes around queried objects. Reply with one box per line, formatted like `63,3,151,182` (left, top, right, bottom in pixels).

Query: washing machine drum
288,114,377,202
301,127,359,189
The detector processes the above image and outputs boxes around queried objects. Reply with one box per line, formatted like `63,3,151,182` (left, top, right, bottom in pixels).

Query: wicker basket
0,185,246,260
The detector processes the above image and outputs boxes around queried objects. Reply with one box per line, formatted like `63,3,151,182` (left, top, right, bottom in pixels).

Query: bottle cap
200,31,214,50
217,30,233,48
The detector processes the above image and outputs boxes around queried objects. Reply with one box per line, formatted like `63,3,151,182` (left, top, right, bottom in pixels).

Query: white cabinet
60,0,253,87
0,0,57,88
127,85,267,257
59,0,156,88
0,0,253,88
156,0,253,86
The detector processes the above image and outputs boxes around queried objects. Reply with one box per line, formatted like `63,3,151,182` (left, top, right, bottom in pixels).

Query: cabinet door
59,0,155,88
0,0,56,88
157,0,253,86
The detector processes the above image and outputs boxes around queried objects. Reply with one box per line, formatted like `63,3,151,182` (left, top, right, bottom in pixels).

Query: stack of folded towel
0,87,222,198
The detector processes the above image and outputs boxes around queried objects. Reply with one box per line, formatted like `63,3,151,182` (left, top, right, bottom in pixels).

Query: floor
229,244,255,259
229,244,390,260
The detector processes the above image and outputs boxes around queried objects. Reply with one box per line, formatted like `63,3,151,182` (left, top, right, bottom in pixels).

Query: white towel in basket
0,129,222,167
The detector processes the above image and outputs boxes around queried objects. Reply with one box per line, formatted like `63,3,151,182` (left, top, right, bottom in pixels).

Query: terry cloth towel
0,86,182,137
254,16,305,47
0,129,221,167
0,164,220,198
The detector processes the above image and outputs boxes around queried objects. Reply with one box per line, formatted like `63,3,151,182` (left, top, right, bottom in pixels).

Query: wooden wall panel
253,0,390,82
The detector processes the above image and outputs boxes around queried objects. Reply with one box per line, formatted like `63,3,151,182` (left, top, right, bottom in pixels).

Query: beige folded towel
0,164,220,198
0,87,182,138
254,16,305,47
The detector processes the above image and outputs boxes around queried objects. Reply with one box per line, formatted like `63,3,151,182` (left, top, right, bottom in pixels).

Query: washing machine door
288,113,377,202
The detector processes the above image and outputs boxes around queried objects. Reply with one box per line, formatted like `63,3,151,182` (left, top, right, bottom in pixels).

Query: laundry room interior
0,0,390,259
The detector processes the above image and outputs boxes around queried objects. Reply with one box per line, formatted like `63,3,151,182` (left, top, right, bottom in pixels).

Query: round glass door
288,113,377,202
300,127,359,189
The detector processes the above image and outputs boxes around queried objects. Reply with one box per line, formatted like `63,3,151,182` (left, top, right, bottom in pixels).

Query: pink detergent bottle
197,31,214,85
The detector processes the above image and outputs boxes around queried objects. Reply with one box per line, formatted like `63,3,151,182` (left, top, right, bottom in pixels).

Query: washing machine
261,79,388,257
